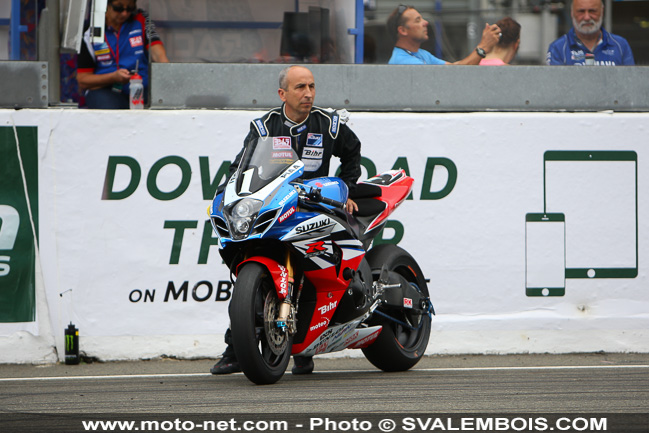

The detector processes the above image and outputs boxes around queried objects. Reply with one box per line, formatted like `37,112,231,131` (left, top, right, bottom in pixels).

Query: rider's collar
282,104,310,136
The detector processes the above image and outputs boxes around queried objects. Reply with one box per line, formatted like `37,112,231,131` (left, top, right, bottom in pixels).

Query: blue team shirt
79,11,162,92
546,28,634,66
388,47,446,65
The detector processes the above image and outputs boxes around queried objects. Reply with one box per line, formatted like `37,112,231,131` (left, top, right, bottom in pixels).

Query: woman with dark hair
479,17,521,66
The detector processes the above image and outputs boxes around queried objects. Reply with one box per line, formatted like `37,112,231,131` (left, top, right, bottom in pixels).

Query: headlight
233,218,250,233
233,200,257,218
225,198,262,240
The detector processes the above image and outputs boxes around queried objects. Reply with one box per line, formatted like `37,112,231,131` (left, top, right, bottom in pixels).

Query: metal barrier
0,62,49,108
150,63,649,112
1,61,648,111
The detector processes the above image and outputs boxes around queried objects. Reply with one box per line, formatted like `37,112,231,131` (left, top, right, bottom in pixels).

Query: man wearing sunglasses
387,5,501,65
77,0,169,108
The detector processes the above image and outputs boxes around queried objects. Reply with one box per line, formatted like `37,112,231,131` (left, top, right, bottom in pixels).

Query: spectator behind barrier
387,5,501,65
546,0,634,65
479,17,521,66
77,0,170,109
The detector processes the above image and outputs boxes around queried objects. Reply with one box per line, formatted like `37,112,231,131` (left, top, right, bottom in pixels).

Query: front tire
363,244,431,372
231,263,292,385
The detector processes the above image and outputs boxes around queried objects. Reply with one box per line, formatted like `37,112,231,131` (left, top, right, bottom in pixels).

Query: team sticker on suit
302,133,324,172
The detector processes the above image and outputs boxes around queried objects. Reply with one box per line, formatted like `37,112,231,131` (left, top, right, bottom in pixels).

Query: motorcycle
209,136,434,385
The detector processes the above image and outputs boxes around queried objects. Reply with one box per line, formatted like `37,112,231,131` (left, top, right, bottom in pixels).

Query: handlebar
320,195,346,209
300,188,346,210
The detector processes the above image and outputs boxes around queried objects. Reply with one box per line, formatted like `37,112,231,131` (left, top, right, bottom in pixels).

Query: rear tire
231,263,292,385
363,244,431,372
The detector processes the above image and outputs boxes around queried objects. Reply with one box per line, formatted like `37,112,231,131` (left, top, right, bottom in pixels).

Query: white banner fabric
1,109,648,362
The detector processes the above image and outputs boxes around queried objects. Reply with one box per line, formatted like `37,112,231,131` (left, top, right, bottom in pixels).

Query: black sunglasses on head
394,4,413,26
111,4,136,13
397,4,409,17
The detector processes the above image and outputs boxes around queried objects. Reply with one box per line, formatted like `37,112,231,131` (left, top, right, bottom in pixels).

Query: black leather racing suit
221,104,362,194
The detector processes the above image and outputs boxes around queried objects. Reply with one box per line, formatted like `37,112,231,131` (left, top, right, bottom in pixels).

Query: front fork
275,250,301,335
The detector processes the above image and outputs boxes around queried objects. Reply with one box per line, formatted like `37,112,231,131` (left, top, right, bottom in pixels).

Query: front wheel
363,244,431,372
230,262,292,385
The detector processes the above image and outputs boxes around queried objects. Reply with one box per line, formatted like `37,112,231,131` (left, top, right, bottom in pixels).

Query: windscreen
234,136,299,195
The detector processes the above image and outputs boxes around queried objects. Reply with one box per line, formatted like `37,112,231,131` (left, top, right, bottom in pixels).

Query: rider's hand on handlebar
346,199,358,214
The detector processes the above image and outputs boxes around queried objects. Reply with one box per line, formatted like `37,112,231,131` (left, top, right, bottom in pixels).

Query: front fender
237,256,290,300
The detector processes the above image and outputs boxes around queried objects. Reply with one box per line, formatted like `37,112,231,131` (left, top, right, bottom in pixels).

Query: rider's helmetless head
278,66,315,124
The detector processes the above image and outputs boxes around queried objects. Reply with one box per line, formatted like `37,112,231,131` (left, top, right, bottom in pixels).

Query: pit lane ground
1,353,647,414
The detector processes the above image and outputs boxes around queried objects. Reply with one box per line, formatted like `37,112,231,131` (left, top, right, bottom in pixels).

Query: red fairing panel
304,253,364,293
237,256,290,300
290,252,364,353
363,170,414,232
291,289,346,354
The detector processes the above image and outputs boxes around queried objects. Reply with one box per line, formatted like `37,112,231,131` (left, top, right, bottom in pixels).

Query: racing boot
210,328,241,374
291,355,314,375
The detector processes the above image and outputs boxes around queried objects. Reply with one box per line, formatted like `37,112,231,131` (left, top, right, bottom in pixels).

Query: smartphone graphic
544,151,637,279
526,213,566,297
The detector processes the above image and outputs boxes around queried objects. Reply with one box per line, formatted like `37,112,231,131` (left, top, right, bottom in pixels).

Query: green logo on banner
0,126,38,323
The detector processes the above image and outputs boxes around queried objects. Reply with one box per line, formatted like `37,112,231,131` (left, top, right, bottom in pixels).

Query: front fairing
225,136,301,201
210,136,304,245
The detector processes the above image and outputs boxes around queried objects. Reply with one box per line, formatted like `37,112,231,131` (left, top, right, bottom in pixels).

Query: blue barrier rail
349,0,364,64
10,0,28,60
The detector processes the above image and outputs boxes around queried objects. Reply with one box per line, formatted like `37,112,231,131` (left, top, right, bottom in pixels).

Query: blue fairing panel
303,177,348,204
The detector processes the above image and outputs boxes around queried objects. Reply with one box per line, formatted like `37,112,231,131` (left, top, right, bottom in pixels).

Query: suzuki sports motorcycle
209,136,434,385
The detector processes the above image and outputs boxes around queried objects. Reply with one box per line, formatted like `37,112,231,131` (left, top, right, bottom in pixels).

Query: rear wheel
231,263,292,385
363,244,431,371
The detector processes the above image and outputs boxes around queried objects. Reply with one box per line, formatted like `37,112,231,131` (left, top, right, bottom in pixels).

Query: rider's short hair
278,66,292,90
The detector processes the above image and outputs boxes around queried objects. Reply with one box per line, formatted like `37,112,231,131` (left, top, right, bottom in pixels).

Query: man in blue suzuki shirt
546,0,634,65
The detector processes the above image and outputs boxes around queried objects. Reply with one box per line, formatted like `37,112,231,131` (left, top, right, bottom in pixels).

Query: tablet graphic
526,213,566,297
544,151,637,279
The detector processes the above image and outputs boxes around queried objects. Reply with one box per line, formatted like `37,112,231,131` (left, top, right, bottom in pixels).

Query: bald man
211,65,363,376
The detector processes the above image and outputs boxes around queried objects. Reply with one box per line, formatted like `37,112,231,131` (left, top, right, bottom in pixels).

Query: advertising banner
0,126,38,323
0,109,648,362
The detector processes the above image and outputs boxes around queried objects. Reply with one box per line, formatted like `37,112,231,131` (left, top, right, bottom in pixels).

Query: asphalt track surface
1,353,648,432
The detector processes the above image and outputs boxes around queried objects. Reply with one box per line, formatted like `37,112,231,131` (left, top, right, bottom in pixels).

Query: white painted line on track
0,372,213,381
0,364,647,382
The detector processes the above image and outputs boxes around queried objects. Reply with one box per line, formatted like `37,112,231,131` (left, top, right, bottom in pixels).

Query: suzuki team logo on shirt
129,36,143,47
273,137,291,149
307,133,323,147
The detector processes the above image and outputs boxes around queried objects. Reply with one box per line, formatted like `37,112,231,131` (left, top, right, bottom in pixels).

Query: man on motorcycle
211,65,363,375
